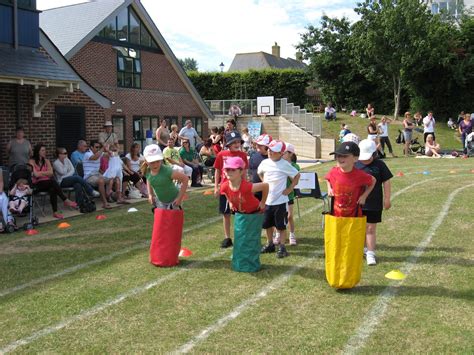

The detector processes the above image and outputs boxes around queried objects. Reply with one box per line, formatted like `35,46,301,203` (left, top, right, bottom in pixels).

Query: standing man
423,111,436,143
70,140,88,167
178,120,201,149
99,121,119,149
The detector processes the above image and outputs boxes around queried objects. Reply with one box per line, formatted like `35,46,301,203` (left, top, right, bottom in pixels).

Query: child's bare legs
9,201,17,212
17,200,27,214
288,204,297,245
366,223,377,265
106,179,114,199
223,214,231,238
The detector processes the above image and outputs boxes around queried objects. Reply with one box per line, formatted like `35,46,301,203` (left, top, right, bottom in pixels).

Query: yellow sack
324,213,366,289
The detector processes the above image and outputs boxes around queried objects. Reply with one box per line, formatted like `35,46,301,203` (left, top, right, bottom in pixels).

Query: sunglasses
59,152,67,155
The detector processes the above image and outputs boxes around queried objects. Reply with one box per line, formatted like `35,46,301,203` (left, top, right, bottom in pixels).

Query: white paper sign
295,172,316,190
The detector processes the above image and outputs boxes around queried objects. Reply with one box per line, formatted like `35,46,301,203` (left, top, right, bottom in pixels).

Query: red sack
149,207,184,267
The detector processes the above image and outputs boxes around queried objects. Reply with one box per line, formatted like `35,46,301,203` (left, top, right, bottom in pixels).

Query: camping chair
294,171,329,229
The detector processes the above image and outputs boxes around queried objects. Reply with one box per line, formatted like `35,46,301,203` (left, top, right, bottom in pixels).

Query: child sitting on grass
356,139,393,266
220,156,268,213
282,143,300,246
258,140,300,258
325,141,376,218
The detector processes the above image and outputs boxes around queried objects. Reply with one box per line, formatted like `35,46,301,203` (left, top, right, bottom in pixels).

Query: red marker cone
96,214,107,220
471,169,474,173
396,172,404,177
25,229,39,235
58,222,71,229
179,247,193,257
203,190,213,196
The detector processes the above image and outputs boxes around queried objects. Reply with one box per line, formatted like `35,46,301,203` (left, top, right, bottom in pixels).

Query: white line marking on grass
0,249,227,354
0,216,221,299
343,183,474,355
173,252,322,354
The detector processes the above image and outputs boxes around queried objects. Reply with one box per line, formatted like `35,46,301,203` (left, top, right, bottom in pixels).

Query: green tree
178,57,198,72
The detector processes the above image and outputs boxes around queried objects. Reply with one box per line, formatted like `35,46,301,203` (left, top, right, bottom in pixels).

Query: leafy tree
178,57,198,72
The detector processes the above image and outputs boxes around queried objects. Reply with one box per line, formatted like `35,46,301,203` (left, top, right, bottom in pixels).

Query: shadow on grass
380,255,473,266
338,285,473,301
377,244,465,253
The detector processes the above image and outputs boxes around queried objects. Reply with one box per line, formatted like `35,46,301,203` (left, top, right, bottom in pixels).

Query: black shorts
219,194,232,215
262,203,288,230
362,209,382,224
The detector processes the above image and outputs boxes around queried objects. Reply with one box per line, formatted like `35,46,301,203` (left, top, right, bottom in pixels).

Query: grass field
0,157,473,353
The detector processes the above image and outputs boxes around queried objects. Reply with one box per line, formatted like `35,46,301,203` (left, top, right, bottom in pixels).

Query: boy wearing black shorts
258,140,300,258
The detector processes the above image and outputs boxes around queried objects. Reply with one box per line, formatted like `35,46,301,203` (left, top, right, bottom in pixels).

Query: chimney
295,51,303,62
272,42,280,57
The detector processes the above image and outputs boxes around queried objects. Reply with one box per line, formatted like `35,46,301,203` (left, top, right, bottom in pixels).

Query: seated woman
53,147,100,207
124,143,146,192
425,134,441,158
179,139,203,187
199,139,216,167
366,103,375,118
30,144,77,219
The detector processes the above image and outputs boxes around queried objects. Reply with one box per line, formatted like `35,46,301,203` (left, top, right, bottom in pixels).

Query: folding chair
294,172,329,229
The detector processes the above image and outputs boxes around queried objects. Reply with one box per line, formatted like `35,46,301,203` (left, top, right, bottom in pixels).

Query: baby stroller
466,132,474,157
395,129,425,155
9,164,39,230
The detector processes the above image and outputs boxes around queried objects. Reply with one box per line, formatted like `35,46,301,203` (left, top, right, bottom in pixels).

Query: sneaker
363,247,368,257
273,232,281,245
53,212,64,219
277,245,289,258
366,252,377,266
220,237,233,248
261,243,276,254
289,234,297,246
91,190,100,198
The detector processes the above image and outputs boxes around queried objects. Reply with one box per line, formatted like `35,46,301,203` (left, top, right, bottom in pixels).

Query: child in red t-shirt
325,142,376,217
220,157,268,213
214,131,249,248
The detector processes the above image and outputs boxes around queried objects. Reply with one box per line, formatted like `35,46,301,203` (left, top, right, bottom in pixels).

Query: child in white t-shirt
258,140,300,258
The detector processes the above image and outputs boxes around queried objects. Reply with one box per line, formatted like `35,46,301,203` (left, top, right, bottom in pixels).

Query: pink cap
285,143,295,154
268,140,286,153
255,134,272,146
223,156,245,170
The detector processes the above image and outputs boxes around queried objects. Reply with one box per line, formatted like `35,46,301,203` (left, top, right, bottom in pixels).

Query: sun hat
358,139,377,160
225,130,243,147
285,142,295,154
255,134,272,146
330,141,360,156
143,144,163,163
223,156,245,170
103,121,113,127
268,140,286,153
342,133,360,145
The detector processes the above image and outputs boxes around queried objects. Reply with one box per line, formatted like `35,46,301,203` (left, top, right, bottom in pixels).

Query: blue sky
38,0,360,71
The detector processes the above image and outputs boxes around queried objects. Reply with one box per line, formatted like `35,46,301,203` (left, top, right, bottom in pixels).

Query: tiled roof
40,0,126,58
0,45,80,82
228,52,307,72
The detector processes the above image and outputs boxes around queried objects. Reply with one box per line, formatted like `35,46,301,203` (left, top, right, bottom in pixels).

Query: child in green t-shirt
142,144,188,209
283,143,300,246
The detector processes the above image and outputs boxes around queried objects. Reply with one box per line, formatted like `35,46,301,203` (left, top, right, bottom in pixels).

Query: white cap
268,140,286,153
143,144,163,163
285,142,295,154
342,133,360,145
255,134,272,146
359,139,377,160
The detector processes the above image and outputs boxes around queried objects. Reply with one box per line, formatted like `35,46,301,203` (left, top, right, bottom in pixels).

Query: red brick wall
0,83,105,165
69,40,209,147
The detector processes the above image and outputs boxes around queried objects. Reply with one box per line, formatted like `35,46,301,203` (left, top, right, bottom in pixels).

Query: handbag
149,206,184,267
324,200,366,289
232,213,264,272
128,183,142,199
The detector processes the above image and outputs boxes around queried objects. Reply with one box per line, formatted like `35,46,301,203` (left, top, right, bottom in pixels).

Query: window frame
117,47,141,89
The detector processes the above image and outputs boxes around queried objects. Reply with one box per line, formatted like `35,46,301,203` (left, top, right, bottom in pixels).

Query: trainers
273,232,281,245
366,251,377,266
289,234,297,246
220,237,233,248
261,243,276,254
277,245,289,258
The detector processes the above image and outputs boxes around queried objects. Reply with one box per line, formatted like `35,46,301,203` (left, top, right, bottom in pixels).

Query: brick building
41,0,212,151
0,0,110,165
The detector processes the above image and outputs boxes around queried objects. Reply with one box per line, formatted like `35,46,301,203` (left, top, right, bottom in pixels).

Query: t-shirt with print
257,158,299,206
220,179,260,213
146,164,178,203
162,147,181,166
325,167,373,217
214,150,249,192
287,162,301,201
355,159,393,211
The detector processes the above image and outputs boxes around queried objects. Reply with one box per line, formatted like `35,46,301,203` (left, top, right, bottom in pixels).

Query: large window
133,116,159,150
117,47,141,88
97,6,159,49
112,116,125,153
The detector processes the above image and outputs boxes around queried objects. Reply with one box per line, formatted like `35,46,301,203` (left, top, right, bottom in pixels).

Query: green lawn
0,157,473,353
322,113,463,152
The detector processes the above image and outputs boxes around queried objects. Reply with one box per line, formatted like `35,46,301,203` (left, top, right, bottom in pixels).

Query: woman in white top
241,127,252,152
425,134,441,158
377,116,396,157
124,143,146,195
53,147,99,206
